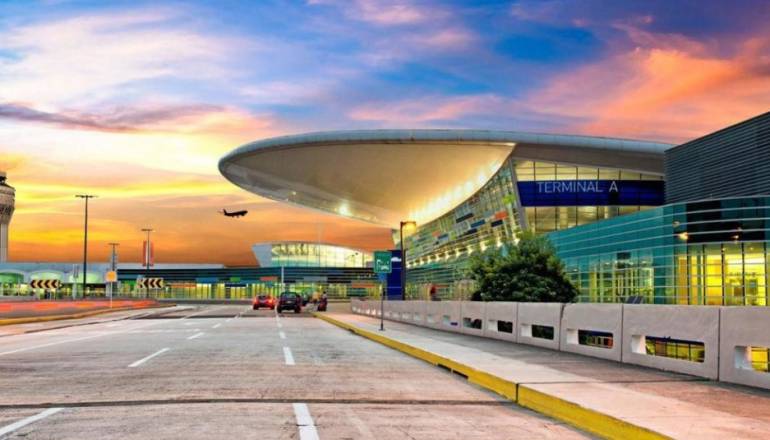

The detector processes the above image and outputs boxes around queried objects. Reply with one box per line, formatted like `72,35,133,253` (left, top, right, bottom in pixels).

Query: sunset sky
1,0,769,265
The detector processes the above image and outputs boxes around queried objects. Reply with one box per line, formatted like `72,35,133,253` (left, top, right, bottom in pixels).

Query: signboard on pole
374,251,392,274
105,270,118,283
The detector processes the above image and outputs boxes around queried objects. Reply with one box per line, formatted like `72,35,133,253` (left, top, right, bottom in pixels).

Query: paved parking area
0,305,588,439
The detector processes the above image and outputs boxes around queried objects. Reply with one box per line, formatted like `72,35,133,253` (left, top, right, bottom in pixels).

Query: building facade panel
549,196,770,306
665,112,770,203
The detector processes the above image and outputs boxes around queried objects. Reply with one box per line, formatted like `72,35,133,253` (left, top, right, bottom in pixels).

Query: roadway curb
0,304,173,327
314,312,670,440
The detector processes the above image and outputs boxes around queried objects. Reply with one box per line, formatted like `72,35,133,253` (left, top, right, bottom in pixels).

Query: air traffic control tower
0,172,15,262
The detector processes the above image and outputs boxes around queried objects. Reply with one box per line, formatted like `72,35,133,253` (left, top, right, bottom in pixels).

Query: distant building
252,242,372,268
0,172,14,263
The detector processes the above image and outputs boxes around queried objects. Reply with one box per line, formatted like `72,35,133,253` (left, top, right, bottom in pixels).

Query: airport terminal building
219,129,670,301
220,111,770,306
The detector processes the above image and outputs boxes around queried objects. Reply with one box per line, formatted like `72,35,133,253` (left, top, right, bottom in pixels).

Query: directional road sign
30,279,61,289
373,251,392,274
138,278,164,288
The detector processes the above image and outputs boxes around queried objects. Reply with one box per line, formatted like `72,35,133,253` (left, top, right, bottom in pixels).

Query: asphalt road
0,304,589,439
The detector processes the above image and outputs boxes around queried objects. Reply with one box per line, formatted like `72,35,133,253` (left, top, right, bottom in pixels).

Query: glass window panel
724,244,743,306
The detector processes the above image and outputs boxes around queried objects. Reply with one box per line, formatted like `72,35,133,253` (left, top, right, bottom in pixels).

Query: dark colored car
252,295,275,310
277,292,301,313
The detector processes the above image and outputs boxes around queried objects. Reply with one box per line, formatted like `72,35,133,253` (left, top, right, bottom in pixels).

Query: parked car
252,295,275,310
277,292,301,313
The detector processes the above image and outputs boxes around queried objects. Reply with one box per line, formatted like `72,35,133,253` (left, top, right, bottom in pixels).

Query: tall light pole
141,228,153,270
75,194,96,299
400,220,416,300
141,228,153,299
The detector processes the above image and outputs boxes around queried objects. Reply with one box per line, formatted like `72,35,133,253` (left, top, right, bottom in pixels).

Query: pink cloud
348,94,506,124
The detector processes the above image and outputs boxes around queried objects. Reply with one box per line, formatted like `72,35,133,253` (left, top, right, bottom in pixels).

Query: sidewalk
319,312,770,440
0,299,169,326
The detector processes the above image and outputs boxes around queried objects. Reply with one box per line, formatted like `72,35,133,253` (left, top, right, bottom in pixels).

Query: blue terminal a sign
517,180,665,207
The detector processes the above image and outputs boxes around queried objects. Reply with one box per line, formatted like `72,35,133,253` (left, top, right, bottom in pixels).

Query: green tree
468,231,578,302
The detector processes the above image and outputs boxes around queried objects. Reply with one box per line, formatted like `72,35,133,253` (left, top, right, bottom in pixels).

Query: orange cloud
527,27,770,142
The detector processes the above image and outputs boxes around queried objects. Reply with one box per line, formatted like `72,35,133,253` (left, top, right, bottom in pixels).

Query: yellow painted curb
314,312,671,440
518,385,668,440
0,304,172,327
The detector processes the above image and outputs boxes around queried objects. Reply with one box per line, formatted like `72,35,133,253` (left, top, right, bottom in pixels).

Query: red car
252,295,275,310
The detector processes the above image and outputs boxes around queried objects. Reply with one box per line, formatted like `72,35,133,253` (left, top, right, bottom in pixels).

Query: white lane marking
184,322,195,326
212,323,222,329
293,403,319,440
283,346,295,365
0,407,63,437
128,348,170,368
279,331,286,339
277,322,283,328
187,332,204,340
105,322,122,328
225,319,232,323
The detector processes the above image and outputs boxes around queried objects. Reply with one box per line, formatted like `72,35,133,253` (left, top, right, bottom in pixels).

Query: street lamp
400,220,417,300
75,194,97,299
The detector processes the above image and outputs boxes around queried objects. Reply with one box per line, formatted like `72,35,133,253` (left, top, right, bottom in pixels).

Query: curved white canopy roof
220,129,671,227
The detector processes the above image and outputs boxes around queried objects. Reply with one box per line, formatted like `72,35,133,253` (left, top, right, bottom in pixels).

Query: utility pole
141,228,153,298
75,194,97,299
108,242,119,306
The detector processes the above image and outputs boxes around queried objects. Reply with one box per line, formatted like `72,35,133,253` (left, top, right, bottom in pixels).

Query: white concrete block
482,302,517,343
517,302,563,350
459,301,485,335
719,307,770,390
622,305,719,379
560,304,622,362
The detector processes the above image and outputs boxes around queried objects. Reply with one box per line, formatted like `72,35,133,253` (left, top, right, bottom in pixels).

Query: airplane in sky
220,209,248,218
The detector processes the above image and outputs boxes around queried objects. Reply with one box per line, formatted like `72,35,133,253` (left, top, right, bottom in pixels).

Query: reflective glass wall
549,196,770,305
403,156,665,300
253,243,372,268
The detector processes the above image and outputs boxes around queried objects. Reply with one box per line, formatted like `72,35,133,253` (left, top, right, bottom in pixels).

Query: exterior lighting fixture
678,232,689,241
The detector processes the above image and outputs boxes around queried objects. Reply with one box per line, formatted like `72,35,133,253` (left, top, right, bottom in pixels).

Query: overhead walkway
317,311,770,440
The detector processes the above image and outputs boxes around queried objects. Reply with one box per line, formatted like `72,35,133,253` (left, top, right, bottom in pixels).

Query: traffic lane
0,316,256,404
0,404,296,440
4,310,500,404
0,402,587,440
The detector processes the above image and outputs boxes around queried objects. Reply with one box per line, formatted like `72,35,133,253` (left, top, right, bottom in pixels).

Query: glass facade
549,196,770,306
403,156,665,300
515,161,664,234
254,243,372,268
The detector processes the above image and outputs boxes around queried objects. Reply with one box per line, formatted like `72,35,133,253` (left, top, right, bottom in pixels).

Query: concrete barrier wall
482,302,518,343
560,304,622,362
622,305,719,379
348,300,770,389
517,302,563,350
719,307,770,390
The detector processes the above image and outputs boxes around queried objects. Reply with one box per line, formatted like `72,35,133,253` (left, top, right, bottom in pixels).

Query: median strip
313,312,668,440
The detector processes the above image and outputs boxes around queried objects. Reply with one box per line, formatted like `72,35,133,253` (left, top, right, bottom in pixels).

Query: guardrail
350,299,770,391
